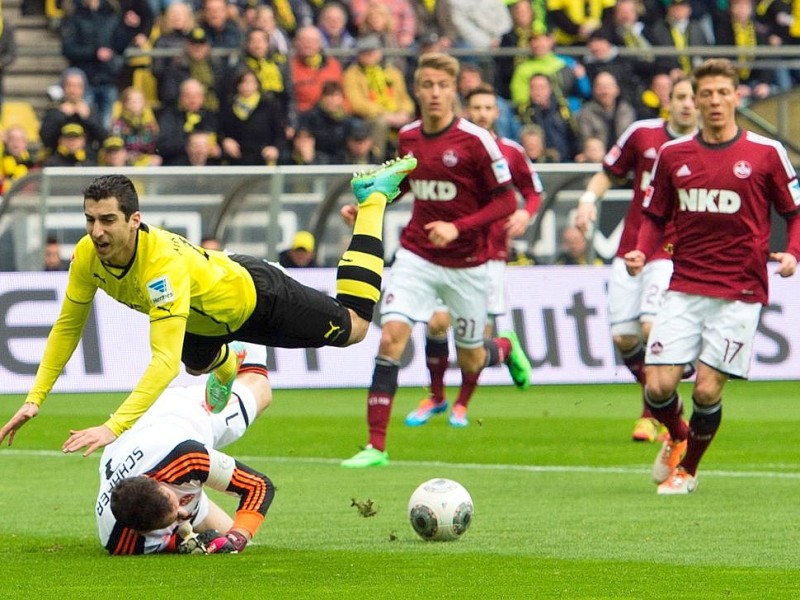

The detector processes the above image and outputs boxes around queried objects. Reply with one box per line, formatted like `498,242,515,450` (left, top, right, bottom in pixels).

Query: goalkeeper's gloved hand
198,529,249,554
173,522,208,555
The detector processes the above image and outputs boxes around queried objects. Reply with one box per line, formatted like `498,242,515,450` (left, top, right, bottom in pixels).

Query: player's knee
345,311,370,345
239,372,272,415
254,382,272,416
427,311,450,336
377,321,411,358
613,334,641,353
644,366,680,400
691,382,722,406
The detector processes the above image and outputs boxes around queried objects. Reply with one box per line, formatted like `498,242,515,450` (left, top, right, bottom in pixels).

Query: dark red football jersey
603,118,677,260
486,137,543,261
397,117,514,267
642,129,800,304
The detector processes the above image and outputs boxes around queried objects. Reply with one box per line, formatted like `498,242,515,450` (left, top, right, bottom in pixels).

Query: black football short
181,254,352,371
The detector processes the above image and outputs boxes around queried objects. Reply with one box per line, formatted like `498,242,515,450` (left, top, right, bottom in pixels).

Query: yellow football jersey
67,224,256,336
27,224,258,436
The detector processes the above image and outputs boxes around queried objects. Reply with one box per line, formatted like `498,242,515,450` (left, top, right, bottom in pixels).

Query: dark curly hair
83,175,140,220
110,476,174,532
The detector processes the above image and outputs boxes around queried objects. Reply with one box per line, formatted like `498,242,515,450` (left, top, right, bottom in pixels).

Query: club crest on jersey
147,275,175,306
442,149,458,167
733,160,752,179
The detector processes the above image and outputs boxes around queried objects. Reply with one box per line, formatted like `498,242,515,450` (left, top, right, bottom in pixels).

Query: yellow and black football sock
336,192,387,321
209,344,238,384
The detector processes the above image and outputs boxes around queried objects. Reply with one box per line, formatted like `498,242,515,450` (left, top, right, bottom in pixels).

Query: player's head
667,77,698,133
692,58,740,92
414,52,459,87
111,476,186,532
83,175,142,265
692,59,740,132
84,175,140,219
413,53,459,127
464,83,499,133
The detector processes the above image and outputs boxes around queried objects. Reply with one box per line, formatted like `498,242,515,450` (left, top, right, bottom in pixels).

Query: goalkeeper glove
198,529,249,554
173,522,208,555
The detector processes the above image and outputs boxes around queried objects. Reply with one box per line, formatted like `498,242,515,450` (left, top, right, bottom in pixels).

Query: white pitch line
2,449,800,480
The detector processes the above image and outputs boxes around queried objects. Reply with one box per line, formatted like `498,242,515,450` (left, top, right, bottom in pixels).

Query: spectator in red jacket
290,25,343,113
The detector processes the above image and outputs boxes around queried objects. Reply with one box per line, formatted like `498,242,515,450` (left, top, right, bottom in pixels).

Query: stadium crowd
2,0,799,186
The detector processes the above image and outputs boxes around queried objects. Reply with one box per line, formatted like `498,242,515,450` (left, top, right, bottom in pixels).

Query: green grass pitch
2,381,800,599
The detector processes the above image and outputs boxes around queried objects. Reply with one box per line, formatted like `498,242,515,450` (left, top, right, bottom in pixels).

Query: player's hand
174,522,208,555
505,209,532,239
575,202,597,236
623,250,646,276
62,424,117,457
199,529,249,554
340,204,358,227
424,221,459,247
0,402,39,447
770,252,798,278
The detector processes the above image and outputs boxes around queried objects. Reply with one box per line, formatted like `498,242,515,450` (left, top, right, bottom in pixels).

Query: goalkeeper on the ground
97,342,272,555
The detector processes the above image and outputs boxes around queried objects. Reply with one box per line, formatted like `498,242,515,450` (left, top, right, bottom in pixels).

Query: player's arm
625,202,668,276
62,315,187,456
767,152,800,278
456,184,516,229
575,170,613,235
154,440,275,552
773,211,800,277
203,448,275,549
27,297,94,406
0,260,97,446
106,315,186,435
425,185,516,248
505,150,543,238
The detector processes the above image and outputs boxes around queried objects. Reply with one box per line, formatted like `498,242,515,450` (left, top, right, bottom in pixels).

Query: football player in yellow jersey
0,157,417,456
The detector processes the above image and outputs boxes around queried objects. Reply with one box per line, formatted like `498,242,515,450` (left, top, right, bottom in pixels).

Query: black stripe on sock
347,234,384,257
338,294,374,321
337,265,383,290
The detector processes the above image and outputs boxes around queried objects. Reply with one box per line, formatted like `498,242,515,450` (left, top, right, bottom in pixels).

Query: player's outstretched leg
336,156,417,325
350,155,417,204
205,341,247,413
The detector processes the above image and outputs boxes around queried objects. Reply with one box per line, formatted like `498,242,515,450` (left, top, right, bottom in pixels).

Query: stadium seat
1,101,41,145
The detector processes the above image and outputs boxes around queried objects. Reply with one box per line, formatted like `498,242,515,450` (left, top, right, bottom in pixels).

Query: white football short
486,259,508,317
645,291,762,378
608,257,673,337
381,247,489,348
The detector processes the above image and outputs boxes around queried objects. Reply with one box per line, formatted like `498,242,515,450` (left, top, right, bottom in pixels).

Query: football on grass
408,478,474,541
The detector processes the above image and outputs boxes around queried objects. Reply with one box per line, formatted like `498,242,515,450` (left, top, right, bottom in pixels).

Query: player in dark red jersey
625,59,800,494
575,78,699,443
405,82,543,429
340,53,532,468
